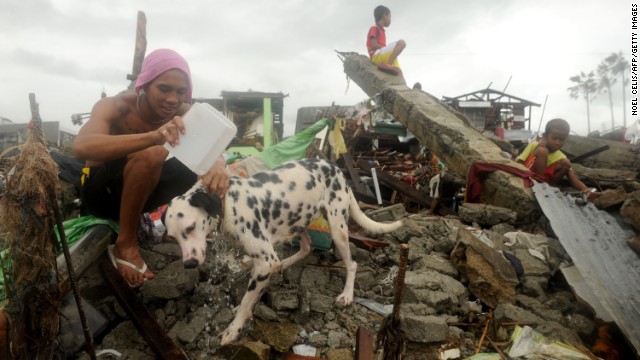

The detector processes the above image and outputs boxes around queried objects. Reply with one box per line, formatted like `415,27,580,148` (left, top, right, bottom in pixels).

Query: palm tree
597,62,616,130
605,52,630,127
568,71,598,134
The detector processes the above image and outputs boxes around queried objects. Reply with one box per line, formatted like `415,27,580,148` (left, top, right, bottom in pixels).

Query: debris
451,227,519,308
376,244,409,359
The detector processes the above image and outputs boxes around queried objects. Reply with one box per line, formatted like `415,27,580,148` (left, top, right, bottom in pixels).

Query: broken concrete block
326,348,354,360
268,289,299,311
494,303,544,325
217,340,270,360
516,295,563,323
451,227,519,307
593,186,629,209
512,248,550,277
140,260,198,301
254,303,278,321
400,313,448,343
520,276,549,299
250,320,299,353
403,269,467,311
621,190,640,231
459,202,517,226
365,203,406,222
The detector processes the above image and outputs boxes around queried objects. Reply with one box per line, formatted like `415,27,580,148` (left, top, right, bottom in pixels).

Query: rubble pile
75,204,604,359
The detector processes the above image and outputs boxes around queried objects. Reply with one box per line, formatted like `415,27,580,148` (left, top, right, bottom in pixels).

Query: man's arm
73,97,165,161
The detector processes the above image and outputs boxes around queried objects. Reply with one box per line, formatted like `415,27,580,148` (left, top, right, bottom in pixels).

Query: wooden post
127,11,147,89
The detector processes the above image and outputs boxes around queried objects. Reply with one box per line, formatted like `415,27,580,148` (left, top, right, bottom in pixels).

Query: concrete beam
342,53,537,218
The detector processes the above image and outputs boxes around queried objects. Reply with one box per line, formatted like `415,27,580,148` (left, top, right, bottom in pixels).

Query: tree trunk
607,84,615,129
586,89,591,134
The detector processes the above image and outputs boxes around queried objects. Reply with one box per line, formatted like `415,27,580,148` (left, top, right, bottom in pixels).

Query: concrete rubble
72,201,611,359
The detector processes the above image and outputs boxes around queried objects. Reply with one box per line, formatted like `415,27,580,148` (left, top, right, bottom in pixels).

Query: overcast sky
0,0,633,137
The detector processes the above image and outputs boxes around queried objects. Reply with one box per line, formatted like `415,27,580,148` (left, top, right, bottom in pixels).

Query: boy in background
517,118,593,197
366,5,406,75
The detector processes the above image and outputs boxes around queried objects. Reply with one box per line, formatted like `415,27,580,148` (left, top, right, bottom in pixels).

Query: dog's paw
335,293,354,305
219,326,239,346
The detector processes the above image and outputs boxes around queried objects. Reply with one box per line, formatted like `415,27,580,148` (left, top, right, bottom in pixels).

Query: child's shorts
372,41,401,68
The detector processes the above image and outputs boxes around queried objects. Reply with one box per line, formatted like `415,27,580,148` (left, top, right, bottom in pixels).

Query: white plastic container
165,102,237,175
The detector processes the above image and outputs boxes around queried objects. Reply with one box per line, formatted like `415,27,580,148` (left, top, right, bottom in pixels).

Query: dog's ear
189,191,222,217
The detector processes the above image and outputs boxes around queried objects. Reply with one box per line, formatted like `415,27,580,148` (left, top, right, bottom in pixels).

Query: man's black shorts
80,157,197,220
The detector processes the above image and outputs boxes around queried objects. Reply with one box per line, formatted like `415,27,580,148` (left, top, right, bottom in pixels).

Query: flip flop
107,244,148,288
377,63,401,75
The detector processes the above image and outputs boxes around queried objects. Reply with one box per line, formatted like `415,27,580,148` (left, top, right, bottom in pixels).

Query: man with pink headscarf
73,49,229,287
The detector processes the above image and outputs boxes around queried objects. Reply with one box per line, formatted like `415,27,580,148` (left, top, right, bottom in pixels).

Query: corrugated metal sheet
532,182,640,355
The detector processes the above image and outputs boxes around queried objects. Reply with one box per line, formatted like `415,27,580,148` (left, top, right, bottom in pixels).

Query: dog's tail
348,189,402,233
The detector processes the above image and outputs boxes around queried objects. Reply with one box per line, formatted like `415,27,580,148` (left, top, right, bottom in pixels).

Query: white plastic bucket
164,102,237,175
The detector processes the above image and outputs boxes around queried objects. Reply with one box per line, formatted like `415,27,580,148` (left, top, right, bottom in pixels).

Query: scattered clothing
465,162,542,203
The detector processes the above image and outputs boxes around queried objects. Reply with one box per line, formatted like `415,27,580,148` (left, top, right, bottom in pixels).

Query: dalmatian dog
163,158,402,345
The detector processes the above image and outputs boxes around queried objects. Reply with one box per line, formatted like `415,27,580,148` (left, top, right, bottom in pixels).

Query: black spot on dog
283,202,290,209
272,199,282,220
278,220,284,226
254,172,282,184
178,212,184,218
305,177,316,190
271,228,277,234
257,273,270,282
246,221,251,229
254,208,262,223
278,162,297,170
332,181,342,191
289,182,296,191
247,196,258,209
248,279,257,291
181,232,187,240
329,191,337,203
229,190,240,203
251,221,261,238
342,209,347,215
248,180,263,188
191,248,198,256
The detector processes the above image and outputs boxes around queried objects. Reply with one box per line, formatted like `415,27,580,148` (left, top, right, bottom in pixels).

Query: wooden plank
357,159,432,207
99,257,190,360
127,11,147,89
343,152,367,193
348,232,389,250
57,224,114,295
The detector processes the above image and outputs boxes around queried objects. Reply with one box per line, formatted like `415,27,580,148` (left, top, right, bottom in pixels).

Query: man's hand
200,156,230,196
157,116,186,147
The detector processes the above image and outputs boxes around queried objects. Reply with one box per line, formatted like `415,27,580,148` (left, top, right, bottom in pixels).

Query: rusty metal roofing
532,182,640,355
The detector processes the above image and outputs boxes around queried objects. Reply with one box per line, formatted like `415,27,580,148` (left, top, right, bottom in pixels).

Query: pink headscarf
135,49,193,104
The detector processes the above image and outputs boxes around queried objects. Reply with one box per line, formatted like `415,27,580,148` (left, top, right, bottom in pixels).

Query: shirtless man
73,49,229,287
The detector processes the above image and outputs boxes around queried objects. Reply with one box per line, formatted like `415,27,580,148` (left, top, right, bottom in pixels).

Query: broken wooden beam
342,53,537,219
357,159,432,207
